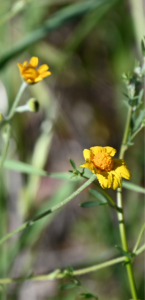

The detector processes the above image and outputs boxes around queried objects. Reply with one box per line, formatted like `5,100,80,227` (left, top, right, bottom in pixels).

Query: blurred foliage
0,0,144,299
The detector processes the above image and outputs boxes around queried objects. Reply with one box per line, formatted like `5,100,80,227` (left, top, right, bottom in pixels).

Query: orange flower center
92,152,114,172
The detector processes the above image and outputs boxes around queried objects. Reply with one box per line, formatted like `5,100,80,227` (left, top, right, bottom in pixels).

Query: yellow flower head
81,146,132,190
17,57,51,84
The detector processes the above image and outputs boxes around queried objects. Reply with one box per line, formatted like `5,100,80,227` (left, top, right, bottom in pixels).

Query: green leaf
122,92,130,99
79,293,98,299
122,181,145,194
133,109,145,132
69,158,77,170
137,89,144,106
80,201,107,208
67,266,74,273
2,158,83,181
115,245,133,260
89,188,108,203
3,158,48,176
0,0,117,68
60,283,77,290
141,39,145,56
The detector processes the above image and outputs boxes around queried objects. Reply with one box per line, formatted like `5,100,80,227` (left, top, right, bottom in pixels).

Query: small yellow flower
81,146,132,190
17,57,51,84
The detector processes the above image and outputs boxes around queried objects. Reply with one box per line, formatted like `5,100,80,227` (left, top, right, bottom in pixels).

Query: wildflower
17,57,51,84
81,146,131,190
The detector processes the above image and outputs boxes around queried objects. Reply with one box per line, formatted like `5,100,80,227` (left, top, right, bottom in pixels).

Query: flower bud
28,98,39,112
15,98,39,113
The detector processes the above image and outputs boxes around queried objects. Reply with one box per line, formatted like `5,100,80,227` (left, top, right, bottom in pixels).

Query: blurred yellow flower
81,146,131,190
17,57,51,84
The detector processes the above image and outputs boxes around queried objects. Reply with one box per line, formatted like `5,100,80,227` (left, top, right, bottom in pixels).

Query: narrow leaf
2,158,81,180
122,181,145,194
133,109,145,131
69,158,77,170
141,39,145,56
89,188,108,203
60,283,77,290
3,158,48,176
115,245,132,260
80,293,98,299
80,201,107,208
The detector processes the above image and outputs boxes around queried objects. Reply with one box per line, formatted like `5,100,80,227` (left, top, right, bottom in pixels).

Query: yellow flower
80,146,131,190
17,57,51,84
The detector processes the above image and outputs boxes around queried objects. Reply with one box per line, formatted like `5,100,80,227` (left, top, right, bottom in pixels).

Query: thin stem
117,188,138,300
6,81,27,120
119,106,132,159
0,256,125,284
0,124,11,175
0,174,96,246
133,222,145,253
136,243,145,255
0,242,144,285
117,105,138,300
130,125,144,141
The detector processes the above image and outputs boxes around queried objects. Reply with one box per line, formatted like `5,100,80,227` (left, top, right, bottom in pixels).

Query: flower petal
40,71,51,78
24,68,38,79
90,146,117,157
110,171,121,189
23,61,28,67
26,79,33,84
97,172,112,189
38,64,49,73
104,146,117,157
34,76,43,83
17,63,24,73
30,57,38,68
90,146,104,155
80,162,94,172
83,149,93,161
113,159,132,179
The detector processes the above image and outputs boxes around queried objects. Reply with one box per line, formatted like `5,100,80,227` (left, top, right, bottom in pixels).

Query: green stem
133,222,145,253
0,256,126,284
136,243,145,255
130,125,144,141
0,242,144,285
0,124,11,175
117,105,138,300
6,81,27,120
119,106,132,159
0,174,96,246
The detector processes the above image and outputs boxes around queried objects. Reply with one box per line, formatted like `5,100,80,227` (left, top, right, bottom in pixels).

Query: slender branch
0,256,126,284
130,125,144,141
0,242,145,285
0,124,11,176
6,81,27,120
119,106,132,159
117,105,138,300
0,174,97,246
133,223,145,253
136,243,145,255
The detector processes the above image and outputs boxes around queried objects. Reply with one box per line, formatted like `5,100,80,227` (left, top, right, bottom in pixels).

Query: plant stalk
0,124,11,176
6,81,27,120
0,242,144,285
117,105,138,300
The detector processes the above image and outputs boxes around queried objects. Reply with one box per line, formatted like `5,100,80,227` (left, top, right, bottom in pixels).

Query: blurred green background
0,0,144,299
